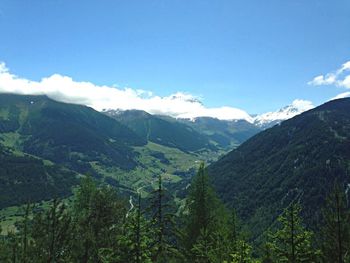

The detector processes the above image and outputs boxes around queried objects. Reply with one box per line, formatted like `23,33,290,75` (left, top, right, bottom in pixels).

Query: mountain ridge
208,97,350,238
102,99,315,130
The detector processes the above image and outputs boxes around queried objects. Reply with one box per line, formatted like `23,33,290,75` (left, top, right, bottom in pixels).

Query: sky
0,0,349,119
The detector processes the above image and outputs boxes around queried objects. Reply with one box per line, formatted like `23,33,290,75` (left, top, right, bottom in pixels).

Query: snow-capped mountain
253,99,314,128
103,99,315,130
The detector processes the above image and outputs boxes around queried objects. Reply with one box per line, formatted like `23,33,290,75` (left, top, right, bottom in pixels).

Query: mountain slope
0,144,78,208
208,98,350,237
0,94,146,173
0,94,220,209
180,117,261,149
0,94,261,210
104,109,216,152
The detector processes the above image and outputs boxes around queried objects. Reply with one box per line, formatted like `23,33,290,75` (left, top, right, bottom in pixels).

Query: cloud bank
0,62,253,121
308,60,350,90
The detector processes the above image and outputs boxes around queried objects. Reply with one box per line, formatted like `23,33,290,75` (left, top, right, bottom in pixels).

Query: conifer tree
71,176,126,262
268,203,319,263
30,199,73,262
191,228,212,262
260,241,274,263
110,193,153,263
148,174,178,262
228,239,254,263
320,184,350,263
183,162,230,262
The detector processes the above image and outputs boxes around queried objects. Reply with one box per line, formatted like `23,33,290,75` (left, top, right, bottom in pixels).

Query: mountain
0,94,145,171
208,98,350,238
0,144,78,208
253,99,314,128
0,94,150,207
104,109,261,151
0,94,256,209
103,109,216,152
0,94,260,210
179,117,261,149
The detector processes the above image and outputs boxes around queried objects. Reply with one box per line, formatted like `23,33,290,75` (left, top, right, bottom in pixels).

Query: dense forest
0,163,348,263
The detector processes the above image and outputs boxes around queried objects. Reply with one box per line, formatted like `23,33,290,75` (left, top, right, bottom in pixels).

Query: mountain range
103,97,350,241
0,93,261,208
1,91,344,244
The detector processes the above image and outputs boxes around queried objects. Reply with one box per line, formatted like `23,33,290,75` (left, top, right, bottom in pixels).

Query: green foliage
99,193,154,263
2,160,339,263
28,199,73,262
228,240,255,263
70,176,127,262
183,163,227,251
267,203,320,262
0,145,78,208
147,174,179,262
183,163,251,263
320,184,350,263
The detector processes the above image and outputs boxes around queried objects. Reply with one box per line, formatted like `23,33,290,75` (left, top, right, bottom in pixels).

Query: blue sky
0,0,349,115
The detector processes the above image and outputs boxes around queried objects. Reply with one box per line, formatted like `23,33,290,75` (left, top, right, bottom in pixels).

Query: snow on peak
254,99,314,128
101,108,124,116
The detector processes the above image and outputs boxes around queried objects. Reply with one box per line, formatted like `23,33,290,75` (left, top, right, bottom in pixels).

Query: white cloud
340,75,350,89
308,60,350,89
339,61,350,73
290,99,314,111
330,91,350,101
308,74,337,86
0,62,253,121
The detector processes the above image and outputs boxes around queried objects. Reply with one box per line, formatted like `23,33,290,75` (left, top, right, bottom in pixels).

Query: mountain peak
253,99,314,128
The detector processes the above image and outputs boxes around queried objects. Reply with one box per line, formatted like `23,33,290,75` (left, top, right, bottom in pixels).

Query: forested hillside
1,164,347,262
104,109,215,152
208,98,350,238
0,144,78,208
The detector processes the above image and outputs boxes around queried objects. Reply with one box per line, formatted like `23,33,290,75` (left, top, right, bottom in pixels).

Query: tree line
0,163,349,262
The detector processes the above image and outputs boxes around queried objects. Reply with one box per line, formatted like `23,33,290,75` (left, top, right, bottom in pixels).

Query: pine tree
320,184,350,263
30,199,73,262
260,240,275,263
147,174,178,262
113,193,153,263
191,228,212,263
71,176,126,262
268,203,319,263
228,239,254,263
183,162,230,262
229,210,239,248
